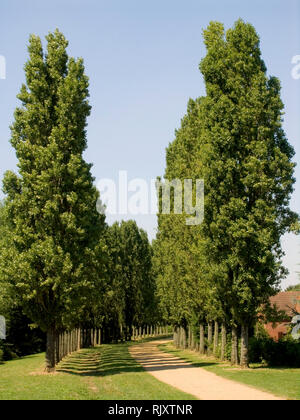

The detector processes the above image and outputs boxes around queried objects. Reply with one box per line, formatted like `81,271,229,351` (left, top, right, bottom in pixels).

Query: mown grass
0,341,196,400
159,342,300,400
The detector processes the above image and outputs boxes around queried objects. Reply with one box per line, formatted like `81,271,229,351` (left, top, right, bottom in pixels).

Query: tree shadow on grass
57,342,215,378
57,344,145,377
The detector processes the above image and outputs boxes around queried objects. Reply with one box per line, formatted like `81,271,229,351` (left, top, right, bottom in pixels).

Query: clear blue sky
0,0,299,288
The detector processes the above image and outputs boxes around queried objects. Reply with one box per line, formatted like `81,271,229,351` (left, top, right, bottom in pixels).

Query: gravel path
129,339,284,400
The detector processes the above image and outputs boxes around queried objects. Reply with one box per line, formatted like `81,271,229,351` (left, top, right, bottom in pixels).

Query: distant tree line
286,283,300,292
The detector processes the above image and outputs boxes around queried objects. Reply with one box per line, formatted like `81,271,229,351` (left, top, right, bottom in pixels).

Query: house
264,291,300,341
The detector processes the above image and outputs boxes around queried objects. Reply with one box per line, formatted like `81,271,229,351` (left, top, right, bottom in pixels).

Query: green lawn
159,342,300,400
0,342,196,400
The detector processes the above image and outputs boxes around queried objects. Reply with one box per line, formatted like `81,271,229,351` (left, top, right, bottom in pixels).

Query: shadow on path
130,341,216,372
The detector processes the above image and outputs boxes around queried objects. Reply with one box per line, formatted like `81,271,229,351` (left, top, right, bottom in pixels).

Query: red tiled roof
270,292,300,317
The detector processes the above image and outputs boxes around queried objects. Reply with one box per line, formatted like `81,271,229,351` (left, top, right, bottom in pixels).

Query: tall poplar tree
154,20,298,367
153,99,209,332
199,20,298,366
105,220,155,337
1,30,105,371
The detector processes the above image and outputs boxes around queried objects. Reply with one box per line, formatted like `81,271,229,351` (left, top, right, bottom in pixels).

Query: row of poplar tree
0,30,157,371
0,20,298,372
153,20,299,367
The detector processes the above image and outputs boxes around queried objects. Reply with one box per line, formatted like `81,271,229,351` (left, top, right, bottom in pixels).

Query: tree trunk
45,328,56,372
221,323,226,361
180,327,183,348
207,322,213,355
182,327,187,349
231,325,239,365
199,323,205,354
174,326,178,347
240,324,249,368
58,333,61,362
56,333,60,364
77,329,80,350
213,321,219,356
188,326,191,348
129,325,133,342
65,331,68,354
191,331,195,350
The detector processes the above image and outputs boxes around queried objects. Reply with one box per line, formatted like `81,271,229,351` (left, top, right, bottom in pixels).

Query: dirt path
129,339,284,400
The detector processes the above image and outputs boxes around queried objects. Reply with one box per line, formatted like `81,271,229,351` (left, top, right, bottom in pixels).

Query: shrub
0,342,18,361
248,336,300,367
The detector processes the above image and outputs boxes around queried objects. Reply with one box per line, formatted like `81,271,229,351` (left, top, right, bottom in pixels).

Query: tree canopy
153,19,298,367
1,30,106,370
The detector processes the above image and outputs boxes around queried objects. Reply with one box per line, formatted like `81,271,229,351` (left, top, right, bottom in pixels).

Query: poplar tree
0,203,13,317
1,30,105,371
153,99,209,333
199,20,298,366
154,20,298,367
105,220,155,338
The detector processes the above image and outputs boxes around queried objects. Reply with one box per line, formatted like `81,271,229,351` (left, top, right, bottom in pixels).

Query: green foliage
0,344,18,362
0,203,14,316
213,333,234,360
253,321,270,339
154,19,298,352
1,307,45,359
0,203,46,359
286,284,300,292
259,301,288,326
153,99,212,327
0,30,106,337
248,336,300,367
199,19,298,326
104,220,156,334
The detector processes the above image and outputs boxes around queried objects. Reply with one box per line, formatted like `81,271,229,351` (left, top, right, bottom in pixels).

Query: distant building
264,292,300,340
